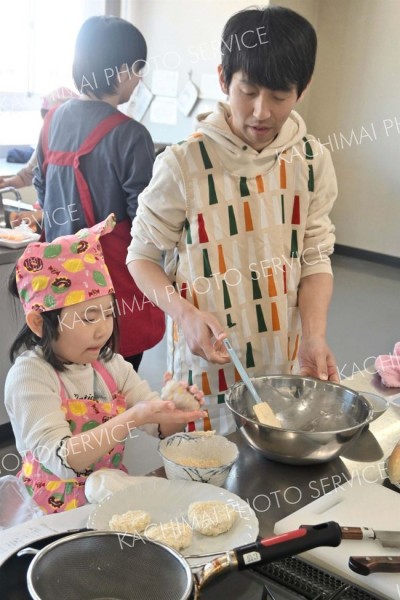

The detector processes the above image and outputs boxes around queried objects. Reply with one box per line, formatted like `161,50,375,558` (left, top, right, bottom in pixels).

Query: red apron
40,108,165,356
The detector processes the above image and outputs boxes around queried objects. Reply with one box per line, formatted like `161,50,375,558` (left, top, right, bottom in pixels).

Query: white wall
122,0,270,143
306,0,400,258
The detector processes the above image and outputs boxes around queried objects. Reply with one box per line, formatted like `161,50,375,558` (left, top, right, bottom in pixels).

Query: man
127,6,338,433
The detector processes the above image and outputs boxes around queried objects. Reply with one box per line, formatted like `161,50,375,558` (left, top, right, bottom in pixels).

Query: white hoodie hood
196,102,307,177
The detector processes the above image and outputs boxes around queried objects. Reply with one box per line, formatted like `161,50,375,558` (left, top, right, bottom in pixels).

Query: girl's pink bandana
17,214,116,314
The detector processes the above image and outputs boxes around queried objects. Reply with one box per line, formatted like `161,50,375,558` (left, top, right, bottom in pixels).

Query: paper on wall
126,81,154,122
150,97,178,125
178,79,199,116
151,70,179,97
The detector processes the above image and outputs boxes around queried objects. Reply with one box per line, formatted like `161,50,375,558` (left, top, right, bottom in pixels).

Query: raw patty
188,501,237,536
109,509,151,534
145,520,192,551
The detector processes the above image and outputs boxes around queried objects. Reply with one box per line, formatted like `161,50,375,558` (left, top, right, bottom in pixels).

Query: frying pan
0,530,88,600
20,521,341,599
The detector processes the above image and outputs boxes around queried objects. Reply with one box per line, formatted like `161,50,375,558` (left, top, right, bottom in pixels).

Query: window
0,0,105,145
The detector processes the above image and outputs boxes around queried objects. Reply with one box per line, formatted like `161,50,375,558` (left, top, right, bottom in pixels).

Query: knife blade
349,555,400,575
341,527,400,548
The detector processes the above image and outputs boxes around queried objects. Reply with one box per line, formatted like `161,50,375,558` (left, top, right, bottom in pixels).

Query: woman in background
33,17,165,371
0,87,77,191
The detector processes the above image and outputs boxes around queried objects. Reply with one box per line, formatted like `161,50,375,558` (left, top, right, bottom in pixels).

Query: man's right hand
178,305,230,364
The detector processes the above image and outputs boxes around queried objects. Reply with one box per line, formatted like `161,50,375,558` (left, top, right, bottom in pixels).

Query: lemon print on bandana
84,253,96,264
23,462,33,477
68,400,88,416
62,258,85,272
31,275,49,292
46,480,62,491
64,290,86,306
65,498,79,511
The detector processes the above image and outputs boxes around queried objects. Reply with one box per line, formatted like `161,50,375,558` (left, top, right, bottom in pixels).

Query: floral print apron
20,361,127,514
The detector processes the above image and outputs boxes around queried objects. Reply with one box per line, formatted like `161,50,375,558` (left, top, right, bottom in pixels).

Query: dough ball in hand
160,379,200,411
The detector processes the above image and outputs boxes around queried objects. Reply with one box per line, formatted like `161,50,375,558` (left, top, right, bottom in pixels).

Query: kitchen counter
1,370,399,600
0,246,23,265
150,371,400,538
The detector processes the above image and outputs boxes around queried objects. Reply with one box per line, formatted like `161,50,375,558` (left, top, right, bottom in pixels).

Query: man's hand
178,306,230,364
298,336,339,382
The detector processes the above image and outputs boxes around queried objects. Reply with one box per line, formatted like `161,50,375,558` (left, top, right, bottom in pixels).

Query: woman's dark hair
73,16,147,98
221,6,317,97
8,267,119,371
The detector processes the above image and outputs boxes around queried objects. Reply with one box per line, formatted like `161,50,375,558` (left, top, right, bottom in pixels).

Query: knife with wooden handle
349,556,400,575
341,527,400,548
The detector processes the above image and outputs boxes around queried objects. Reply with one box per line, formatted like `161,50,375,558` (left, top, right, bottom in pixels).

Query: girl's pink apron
40,108,165,357
20,361,128,514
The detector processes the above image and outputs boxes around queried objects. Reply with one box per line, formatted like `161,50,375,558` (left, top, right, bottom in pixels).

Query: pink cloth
375,342,400,387
17,214,116,314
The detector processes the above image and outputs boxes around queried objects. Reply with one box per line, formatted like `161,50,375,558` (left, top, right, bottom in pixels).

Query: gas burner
254,557,381,600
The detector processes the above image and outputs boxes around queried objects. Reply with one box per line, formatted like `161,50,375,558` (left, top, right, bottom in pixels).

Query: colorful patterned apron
166,135,315,433
19,361,127,514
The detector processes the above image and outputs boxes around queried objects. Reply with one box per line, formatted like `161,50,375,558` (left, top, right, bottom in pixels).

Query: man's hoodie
196,102,307,177
128,101,336,276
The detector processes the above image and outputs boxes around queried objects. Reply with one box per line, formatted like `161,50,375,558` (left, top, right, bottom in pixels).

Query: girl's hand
130,399,207,427
161,371,204,410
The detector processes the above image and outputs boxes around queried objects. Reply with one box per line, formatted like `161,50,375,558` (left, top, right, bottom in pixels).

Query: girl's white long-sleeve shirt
4,349,159,478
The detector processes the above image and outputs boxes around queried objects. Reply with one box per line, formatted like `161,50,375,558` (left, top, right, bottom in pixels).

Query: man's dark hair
72,16,147,99
221,6,317,97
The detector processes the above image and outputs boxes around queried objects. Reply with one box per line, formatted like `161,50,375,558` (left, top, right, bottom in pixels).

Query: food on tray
109,509,151,533
0,229,29,241
160,379,201,411
387,442,400,484
145,520,192,550
188,500,237,536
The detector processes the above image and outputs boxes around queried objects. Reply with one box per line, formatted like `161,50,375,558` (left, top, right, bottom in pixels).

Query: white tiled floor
1,254,400,477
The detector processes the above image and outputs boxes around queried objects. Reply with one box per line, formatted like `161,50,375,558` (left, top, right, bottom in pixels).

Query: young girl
5,214,205,514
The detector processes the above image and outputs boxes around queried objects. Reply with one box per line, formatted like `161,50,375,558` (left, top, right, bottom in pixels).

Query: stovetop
201,557,383,600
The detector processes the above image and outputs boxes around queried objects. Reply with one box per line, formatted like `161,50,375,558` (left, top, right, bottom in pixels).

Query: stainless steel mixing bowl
225,375,373,465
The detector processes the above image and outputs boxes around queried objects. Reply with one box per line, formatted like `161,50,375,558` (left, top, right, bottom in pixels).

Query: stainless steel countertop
0,246,23,265
150,371,400,538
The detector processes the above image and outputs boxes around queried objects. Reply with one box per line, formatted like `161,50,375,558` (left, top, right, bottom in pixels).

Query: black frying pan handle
235,522,341,569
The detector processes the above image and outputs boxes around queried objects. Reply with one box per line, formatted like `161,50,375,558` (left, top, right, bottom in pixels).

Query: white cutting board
274,481,400,599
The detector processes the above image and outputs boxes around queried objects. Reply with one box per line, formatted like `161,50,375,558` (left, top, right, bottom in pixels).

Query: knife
349,555,400,575
341,527,400,548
